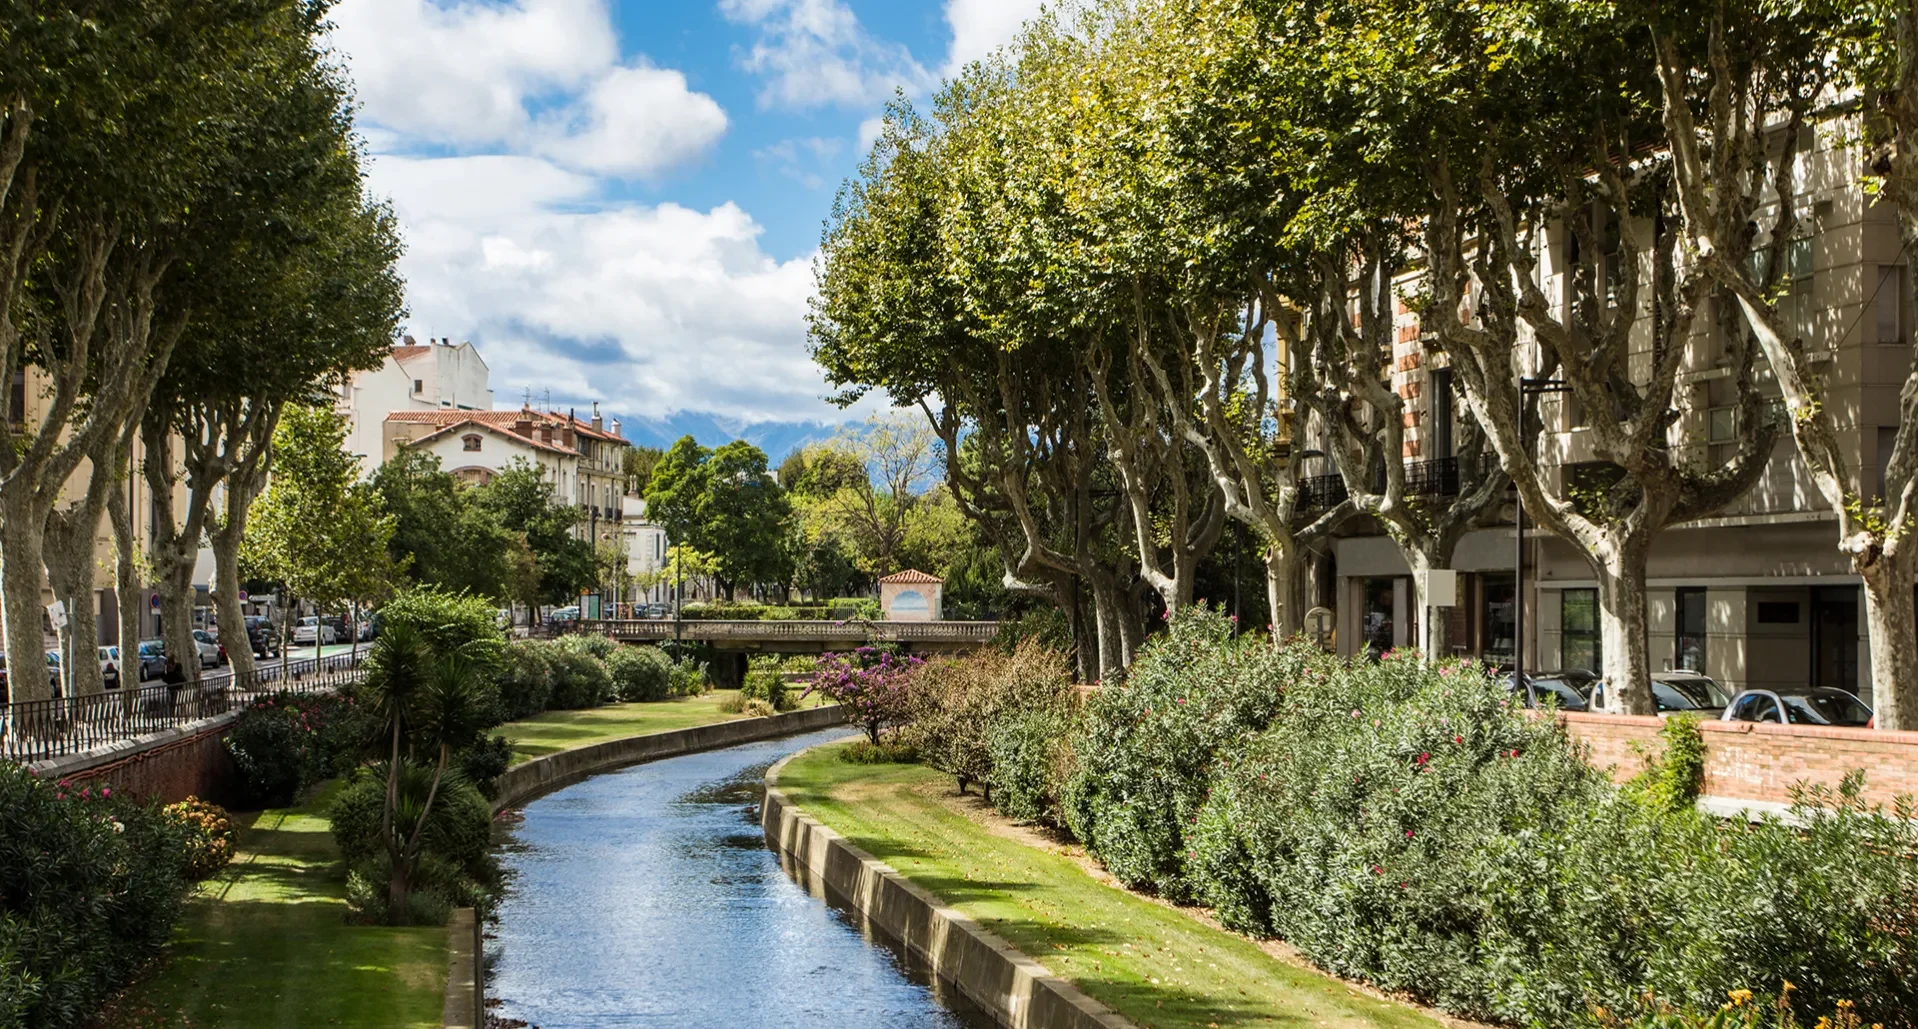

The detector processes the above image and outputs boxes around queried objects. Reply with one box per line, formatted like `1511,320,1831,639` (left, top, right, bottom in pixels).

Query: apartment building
337,336,494,472
1322,123,1898,707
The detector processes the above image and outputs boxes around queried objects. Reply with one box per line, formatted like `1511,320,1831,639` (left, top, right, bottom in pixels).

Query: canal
488,727,992,1028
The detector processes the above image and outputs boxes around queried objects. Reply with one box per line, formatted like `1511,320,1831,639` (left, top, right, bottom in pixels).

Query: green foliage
160,797,236,882
743,654,815,711
330,763,495,925
1064,606,1301,901
838,739,920,764
987,699,1078,827
608,645,675,702
376,586,507,675
456,734,513,800
371,451,515,600
243,404,398,614
546,646,614,709
223,692,370,807
494,640,555,721
0,766,195,1029
1631,715,1709,816
644,436,792,595
901,642,1075,798
474,459,597,607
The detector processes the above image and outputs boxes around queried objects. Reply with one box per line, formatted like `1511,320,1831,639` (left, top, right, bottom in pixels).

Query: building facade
337,336,494,473
1322,120,1894,707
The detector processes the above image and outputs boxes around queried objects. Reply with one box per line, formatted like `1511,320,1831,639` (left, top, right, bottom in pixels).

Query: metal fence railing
577,619,1002,645
2,650,367,764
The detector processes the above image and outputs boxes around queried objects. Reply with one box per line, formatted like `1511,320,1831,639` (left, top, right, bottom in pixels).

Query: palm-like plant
360,622,492,921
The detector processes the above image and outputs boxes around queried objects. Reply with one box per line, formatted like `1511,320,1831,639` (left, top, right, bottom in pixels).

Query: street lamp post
1514,375,1570,687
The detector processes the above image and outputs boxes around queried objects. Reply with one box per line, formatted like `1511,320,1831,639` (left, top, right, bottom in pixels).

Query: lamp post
1515,375,1570,687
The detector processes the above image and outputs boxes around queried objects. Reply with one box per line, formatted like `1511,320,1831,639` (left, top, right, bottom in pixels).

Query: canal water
488,727,992,1029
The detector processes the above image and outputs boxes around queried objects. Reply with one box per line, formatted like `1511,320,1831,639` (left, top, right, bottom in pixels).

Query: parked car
1722,686,1874,728
99,645,120,689
640,603,672,619
293,616,339,646
44,650,63,694
136,639,168,682
243,615,279,658
190,629,226,668
1588,670,1732,717
549,605,580,625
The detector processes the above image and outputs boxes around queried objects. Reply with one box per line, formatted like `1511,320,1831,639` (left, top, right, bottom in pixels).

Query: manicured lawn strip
111,783,445,1029
113,694,775,1029
775,743,1446,1029
502,690,751,763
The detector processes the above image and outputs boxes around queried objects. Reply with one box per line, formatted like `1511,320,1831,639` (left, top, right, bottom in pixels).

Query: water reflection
489,727,988,1029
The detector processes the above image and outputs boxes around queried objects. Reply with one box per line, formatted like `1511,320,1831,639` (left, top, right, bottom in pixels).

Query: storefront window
1362,577,1396,660
1482,573,1516,669
1561,588,1601,674
1675,587,1706,672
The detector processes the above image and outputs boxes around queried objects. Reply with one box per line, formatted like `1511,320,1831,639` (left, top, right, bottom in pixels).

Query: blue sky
327,0,1042,434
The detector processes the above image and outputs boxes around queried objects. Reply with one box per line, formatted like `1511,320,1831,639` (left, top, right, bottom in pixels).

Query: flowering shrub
546,646,613,709
609,645,674,702
161,796,235,880
223,691,370,807
1063,605,1312,901
494,640,555,719
804,646,923,744
0,764,195,1029
899,641,1074,799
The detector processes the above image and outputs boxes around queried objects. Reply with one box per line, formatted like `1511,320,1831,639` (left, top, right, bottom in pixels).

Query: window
1876,266,1905,344
413,379,423,394
1675,587,1706,673
1430,368,1454,459
462,434,481,452
1561,588,1601,674
1708,406,1738,466
1757,601,1801,624
1787,236,1816,346
1481,572,1516,667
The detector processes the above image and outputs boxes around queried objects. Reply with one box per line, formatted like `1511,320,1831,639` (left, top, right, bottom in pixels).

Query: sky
326,0,1045,442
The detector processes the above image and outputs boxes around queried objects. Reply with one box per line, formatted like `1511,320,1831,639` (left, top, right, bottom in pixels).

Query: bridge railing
578,619,1001,644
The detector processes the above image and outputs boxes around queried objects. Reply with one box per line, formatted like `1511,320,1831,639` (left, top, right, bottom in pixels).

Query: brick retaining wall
28,711,243,806
1561,712,1918,808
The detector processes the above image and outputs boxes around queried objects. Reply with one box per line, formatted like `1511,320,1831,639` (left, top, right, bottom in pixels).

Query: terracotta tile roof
391,345,432,364
545,410,629,444
878,569,943,584
385,410,581,456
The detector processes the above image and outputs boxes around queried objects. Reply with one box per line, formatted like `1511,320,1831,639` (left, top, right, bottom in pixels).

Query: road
132,642,362,688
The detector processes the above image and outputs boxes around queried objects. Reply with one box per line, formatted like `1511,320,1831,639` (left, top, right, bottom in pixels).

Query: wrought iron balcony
1298,473,1348,512
1404,456,1463,498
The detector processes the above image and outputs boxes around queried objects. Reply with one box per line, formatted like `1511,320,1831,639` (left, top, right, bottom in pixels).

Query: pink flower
1414,752,1430,766
100,788,111,798
1370,865,1383,875
1350,709,1362,719
1405,829,1415,839
1453,735,1464,745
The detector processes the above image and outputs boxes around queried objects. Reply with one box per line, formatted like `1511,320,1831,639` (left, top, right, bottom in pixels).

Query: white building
623,494,671,604
337,337,494,473
383,408,583,498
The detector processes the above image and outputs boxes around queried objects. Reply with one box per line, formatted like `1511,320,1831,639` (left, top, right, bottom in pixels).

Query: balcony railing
1298,474,1348,512
1297,456,1465,513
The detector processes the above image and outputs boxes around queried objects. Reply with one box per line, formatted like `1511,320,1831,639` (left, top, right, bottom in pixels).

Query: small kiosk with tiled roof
878,569,943,622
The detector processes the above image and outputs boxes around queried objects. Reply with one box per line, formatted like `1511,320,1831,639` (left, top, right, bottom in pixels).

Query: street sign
239,590,249,603
150,593,161,611
46,600,67,631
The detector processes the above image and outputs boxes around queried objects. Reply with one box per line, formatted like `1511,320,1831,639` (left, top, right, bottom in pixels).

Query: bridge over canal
579,619,1000,655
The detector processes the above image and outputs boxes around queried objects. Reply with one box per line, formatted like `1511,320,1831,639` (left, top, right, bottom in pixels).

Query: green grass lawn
107,693,768,1029
774,743,1451,1029
106,785,445,1029
500,688,824,762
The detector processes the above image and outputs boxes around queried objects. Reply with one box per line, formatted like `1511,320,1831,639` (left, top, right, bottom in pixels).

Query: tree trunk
1265,545,1300,640
107,483,143,683
1860,553,1918,731
1595,543,1655,716
42,516,103,696
211,531,253,683
155,544,199,686
0,495,50,702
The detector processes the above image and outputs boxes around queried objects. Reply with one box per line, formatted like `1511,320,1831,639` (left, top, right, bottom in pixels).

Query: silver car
189,629,224,668
1722,687,1874,728
1588,671,1732,717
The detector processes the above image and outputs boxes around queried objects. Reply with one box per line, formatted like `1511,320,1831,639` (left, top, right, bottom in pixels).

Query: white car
292,616,338,646
190,629,225,668
99,646,121,689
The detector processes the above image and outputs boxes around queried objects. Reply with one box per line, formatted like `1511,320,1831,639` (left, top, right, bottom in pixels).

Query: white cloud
370,154,830,422
718,0,934,109
944,0,1047,72
856,115,886,155
332,0,727,179
533,64,729,177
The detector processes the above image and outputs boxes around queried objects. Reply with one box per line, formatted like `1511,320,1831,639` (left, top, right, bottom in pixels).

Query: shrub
742,655,804,711
987,698,1078,827
900,642,1074,798
0,766,195,1029
495,640,555,720
376,586,506,670
546,645,613,709
839,739,919,764
330,763,497,925
804,646,923,744
161,797,236,881
555,631,616,661
716,692,745,713
1063,606,1304,901
740,698,776,718
608,646,674,702
669,656,711,696
223,691,370,807
457,733,514,799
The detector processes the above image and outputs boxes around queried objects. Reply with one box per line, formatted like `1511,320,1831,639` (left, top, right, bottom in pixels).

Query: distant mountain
615,411,842,462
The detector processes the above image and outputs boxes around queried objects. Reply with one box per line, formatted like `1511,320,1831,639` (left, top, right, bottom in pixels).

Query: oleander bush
223,691,371,807
901,641,1075,800
986,694,1078,827
494,640,556,720
554,631,617,662
0,766,197,1029
456,733,514,799
1062,606,1309,901
546,646,613,709
161,796,236,880
608,645,674,702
